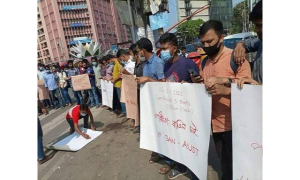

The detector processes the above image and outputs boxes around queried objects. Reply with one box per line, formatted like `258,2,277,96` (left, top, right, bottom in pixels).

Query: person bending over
66,104,96,139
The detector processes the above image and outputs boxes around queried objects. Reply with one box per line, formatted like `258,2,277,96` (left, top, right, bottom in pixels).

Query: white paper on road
140,83,212,180
101,79,113,108
232,84,262,180
51,128,103,151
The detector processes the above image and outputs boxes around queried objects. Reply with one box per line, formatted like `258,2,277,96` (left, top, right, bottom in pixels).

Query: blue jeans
38,118,45,160
72,88,83,105
61,86,72,104
87,86,101,106
50,88,64,107
116,87,126,115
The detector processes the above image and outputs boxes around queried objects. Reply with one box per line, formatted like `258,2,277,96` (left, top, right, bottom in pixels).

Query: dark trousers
67,115,89,132
42,99,51,107
213,131,232,180
112,87,121,111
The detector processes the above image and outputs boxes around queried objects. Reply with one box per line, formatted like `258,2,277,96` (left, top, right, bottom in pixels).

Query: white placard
232,84,262,180
140,82,212,180
101,79,114,108
51,128,103,151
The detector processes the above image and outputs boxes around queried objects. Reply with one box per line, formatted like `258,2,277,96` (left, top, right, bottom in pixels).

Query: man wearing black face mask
192,20,252,180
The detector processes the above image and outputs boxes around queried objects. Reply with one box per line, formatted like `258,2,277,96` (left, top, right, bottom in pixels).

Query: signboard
51,128,103,151
121,74,138,119
37,80,50,100
140,83,212,180
101,79,114,108
232,84,262,180
71,74,91,91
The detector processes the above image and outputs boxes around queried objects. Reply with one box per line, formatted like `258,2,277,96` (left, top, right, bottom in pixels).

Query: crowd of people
37,1,262,179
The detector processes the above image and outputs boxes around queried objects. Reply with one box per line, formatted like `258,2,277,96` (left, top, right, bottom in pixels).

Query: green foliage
176,19,205,41
231,0,249,34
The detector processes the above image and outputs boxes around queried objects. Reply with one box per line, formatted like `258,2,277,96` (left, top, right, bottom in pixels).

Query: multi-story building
37,6,52,64
209,0,233,34
177,0,210,21
38,0,130,63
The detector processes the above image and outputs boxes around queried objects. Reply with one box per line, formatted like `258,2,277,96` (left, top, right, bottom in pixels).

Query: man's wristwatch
225,78,233,87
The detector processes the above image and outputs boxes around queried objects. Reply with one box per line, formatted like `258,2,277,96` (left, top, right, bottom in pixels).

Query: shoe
96,105,101,109
168,167,188,179
132,126,140,134
55,106,59,110
38,152,55,164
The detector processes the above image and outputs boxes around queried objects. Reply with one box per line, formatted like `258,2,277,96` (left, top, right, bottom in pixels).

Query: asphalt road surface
38,105,221,180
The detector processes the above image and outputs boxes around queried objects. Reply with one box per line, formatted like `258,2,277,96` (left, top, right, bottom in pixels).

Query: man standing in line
131,46,146,134
43,65,64,109
91,57,102,105
117,49,136,75
82,59,101,108
192,20,252,180
66,60,84,105
111,53,126,118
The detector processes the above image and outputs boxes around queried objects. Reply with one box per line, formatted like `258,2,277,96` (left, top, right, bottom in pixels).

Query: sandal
159,164,173,174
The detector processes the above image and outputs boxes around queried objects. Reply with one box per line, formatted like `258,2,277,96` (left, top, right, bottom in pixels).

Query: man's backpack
201,51,238,75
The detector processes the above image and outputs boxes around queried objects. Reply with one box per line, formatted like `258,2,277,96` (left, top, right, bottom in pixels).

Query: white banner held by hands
232,84,262,180
101,79,114,108
140,82,212,180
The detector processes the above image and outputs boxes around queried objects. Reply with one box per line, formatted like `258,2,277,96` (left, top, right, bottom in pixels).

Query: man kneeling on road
66,104,96,139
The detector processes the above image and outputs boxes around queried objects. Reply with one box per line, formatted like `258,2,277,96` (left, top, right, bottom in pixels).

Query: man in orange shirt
192,20,252,180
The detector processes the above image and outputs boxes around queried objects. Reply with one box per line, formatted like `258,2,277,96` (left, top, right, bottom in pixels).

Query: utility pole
127,0,136,43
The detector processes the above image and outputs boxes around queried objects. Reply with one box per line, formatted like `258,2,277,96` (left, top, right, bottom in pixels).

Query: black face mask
203,39,221,57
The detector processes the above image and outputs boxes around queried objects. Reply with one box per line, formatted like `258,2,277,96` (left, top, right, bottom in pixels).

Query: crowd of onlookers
37,1,262,179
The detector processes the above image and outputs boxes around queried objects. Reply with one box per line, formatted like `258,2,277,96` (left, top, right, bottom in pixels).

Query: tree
231,0,249,34
176,19,205,43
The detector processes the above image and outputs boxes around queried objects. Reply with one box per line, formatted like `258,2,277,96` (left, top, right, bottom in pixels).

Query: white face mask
129,55,133,61
80,112,87,116
139,55,146,62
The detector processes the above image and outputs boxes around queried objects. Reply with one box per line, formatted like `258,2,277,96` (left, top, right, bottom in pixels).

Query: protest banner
71,74,91,91
232,84,262,180
50,128,103,151
101,79,114,108
140,82,212,179
121,74,138,119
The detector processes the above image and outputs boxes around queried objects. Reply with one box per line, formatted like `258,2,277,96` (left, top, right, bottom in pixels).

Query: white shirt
124,59,136,75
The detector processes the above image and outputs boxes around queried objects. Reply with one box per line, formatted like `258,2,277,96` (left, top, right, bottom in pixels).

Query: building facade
209,0,233,34
37,6,52,64
177,0,210,21
38,0,130,63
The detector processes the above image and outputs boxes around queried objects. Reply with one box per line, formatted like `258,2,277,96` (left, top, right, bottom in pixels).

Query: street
38,105,222,180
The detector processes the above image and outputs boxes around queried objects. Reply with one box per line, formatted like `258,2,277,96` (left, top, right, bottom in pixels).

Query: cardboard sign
101,79,114,108
51,128,103,151
140,83,212,180
121,75,138,119
71,74,92,91
37,80,50,100
232,84,262,180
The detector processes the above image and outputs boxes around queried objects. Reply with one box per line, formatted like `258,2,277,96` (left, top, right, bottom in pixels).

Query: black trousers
67,115,89,132
213,131,232,180
112,87,121,111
